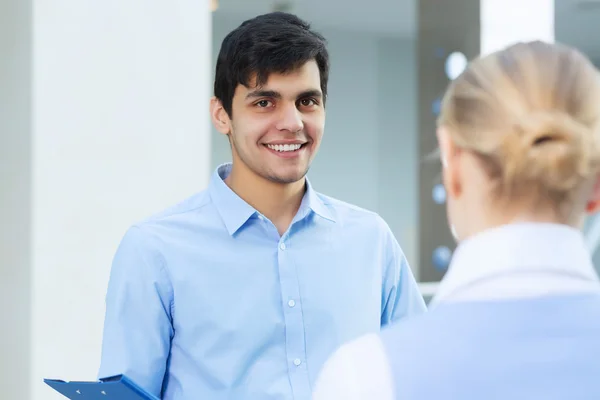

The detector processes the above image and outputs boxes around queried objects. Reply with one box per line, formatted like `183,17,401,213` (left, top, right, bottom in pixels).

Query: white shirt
312,223,600,400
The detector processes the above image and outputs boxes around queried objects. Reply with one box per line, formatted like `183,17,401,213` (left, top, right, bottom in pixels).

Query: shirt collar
431,222,599,306
300,176,335,223
208,163,334,236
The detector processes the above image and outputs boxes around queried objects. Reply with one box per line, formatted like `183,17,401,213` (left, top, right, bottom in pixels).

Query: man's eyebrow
245,89,323,100
245,90,281,100
298,89,323,99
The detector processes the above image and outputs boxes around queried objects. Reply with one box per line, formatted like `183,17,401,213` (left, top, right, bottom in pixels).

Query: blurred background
2,0,600,398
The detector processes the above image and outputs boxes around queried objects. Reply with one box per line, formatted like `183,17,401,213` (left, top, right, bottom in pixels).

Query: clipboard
44,374,159,400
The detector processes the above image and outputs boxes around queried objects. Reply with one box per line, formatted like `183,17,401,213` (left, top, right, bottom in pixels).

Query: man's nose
275,104,303,132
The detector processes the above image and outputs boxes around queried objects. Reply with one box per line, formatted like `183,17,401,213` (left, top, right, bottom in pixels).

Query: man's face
211,60,325,184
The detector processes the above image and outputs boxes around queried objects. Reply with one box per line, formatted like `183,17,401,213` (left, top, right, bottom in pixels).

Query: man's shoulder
129,188,214,235
113,189,216,259
316,192,377,216
316,192,389,229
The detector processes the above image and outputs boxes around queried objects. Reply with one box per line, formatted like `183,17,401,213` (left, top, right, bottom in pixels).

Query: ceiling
214,0,600,60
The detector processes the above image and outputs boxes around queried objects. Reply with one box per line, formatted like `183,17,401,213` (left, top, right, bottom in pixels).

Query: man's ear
210,97,231,135
585,175,600,214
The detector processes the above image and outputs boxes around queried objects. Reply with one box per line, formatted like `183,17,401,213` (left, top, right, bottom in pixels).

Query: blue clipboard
44,374,159,400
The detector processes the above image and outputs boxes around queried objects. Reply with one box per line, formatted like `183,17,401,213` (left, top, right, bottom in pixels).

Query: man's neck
225,164,306,235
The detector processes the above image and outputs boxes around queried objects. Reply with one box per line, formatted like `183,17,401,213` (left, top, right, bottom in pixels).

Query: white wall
211,14,419,272
480,0,554,55
0,0,32,397
1,1,212,399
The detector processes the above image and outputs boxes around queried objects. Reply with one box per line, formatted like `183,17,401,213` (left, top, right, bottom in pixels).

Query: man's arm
98,225,174,397
380,222,427,326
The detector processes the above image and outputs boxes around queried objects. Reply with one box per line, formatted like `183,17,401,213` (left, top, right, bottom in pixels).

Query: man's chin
264,168,310,185
266,175,305,185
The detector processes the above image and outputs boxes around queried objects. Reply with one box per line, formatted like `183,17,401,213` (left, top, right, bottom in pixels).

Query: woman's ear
437,130,449,169
436,126,462,199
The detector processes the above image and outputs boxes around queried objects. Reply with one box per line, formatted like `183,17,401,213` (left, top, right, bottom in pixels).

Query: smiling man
97,12,426,400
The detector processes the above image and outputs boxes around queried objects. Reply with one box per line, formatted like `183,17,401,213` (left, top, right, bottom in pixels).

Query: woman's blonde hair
438,41,600,206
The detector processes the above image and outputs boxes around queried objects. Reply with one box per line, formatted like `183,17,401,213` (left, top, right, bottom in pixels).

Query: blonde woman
313,41,600,400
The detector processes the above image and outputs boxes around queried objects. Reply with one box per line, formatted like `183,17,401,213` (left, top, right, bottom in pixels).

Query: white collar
430,223,600,308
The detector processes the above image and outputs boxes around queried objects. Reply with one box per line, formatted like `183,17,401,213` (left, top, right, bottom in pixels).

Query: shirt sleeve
380,221,427,326
312,333,395,400
98,225,174,397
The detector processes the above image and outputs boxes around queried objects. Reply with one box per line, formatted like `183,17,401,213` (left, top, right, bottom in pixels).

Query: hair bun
501,110,599,195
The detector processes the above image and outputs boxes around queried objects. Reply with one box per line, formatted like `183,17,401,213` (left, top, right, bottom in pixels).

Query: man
98,12,426,400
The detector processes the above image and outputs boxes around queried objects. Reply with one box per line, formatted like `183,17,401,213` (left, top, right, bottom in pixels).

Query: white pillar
480,0,554,55
1,1,212,399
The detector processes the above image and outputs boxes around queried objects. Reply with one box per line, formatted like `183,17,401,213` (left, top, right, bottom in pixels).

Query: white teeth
266,143,303,152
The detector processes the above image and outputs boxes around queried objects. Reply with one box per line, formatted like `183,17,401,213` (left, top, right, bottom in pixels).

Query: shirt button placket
277,237,310,398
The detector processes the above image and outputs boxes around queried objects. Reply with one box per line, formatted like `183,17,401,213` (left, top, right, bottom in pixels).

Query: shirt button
279,242,286,250
288,299,296,308
293,358,302,366
258,214,264,220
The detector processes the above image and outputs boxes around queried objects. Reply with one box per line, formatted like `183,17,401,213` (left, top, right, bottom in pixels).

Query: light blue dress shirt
98,163,426,400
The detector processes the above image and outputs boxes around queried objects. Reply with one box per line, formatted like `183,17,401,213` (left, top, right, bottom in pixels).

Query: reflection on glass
445,51,468,80
431,98,441,116
432,183,446,204
432,246,452,271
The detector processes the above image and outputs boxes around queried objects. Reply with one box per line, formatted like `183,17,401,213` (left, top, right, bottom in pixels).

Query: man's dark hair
214,12,330,116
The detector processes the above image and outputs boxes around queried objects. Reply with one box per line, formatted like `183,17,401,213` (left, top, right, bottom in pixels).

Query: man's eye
256,100,272,108
300,98,317,107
